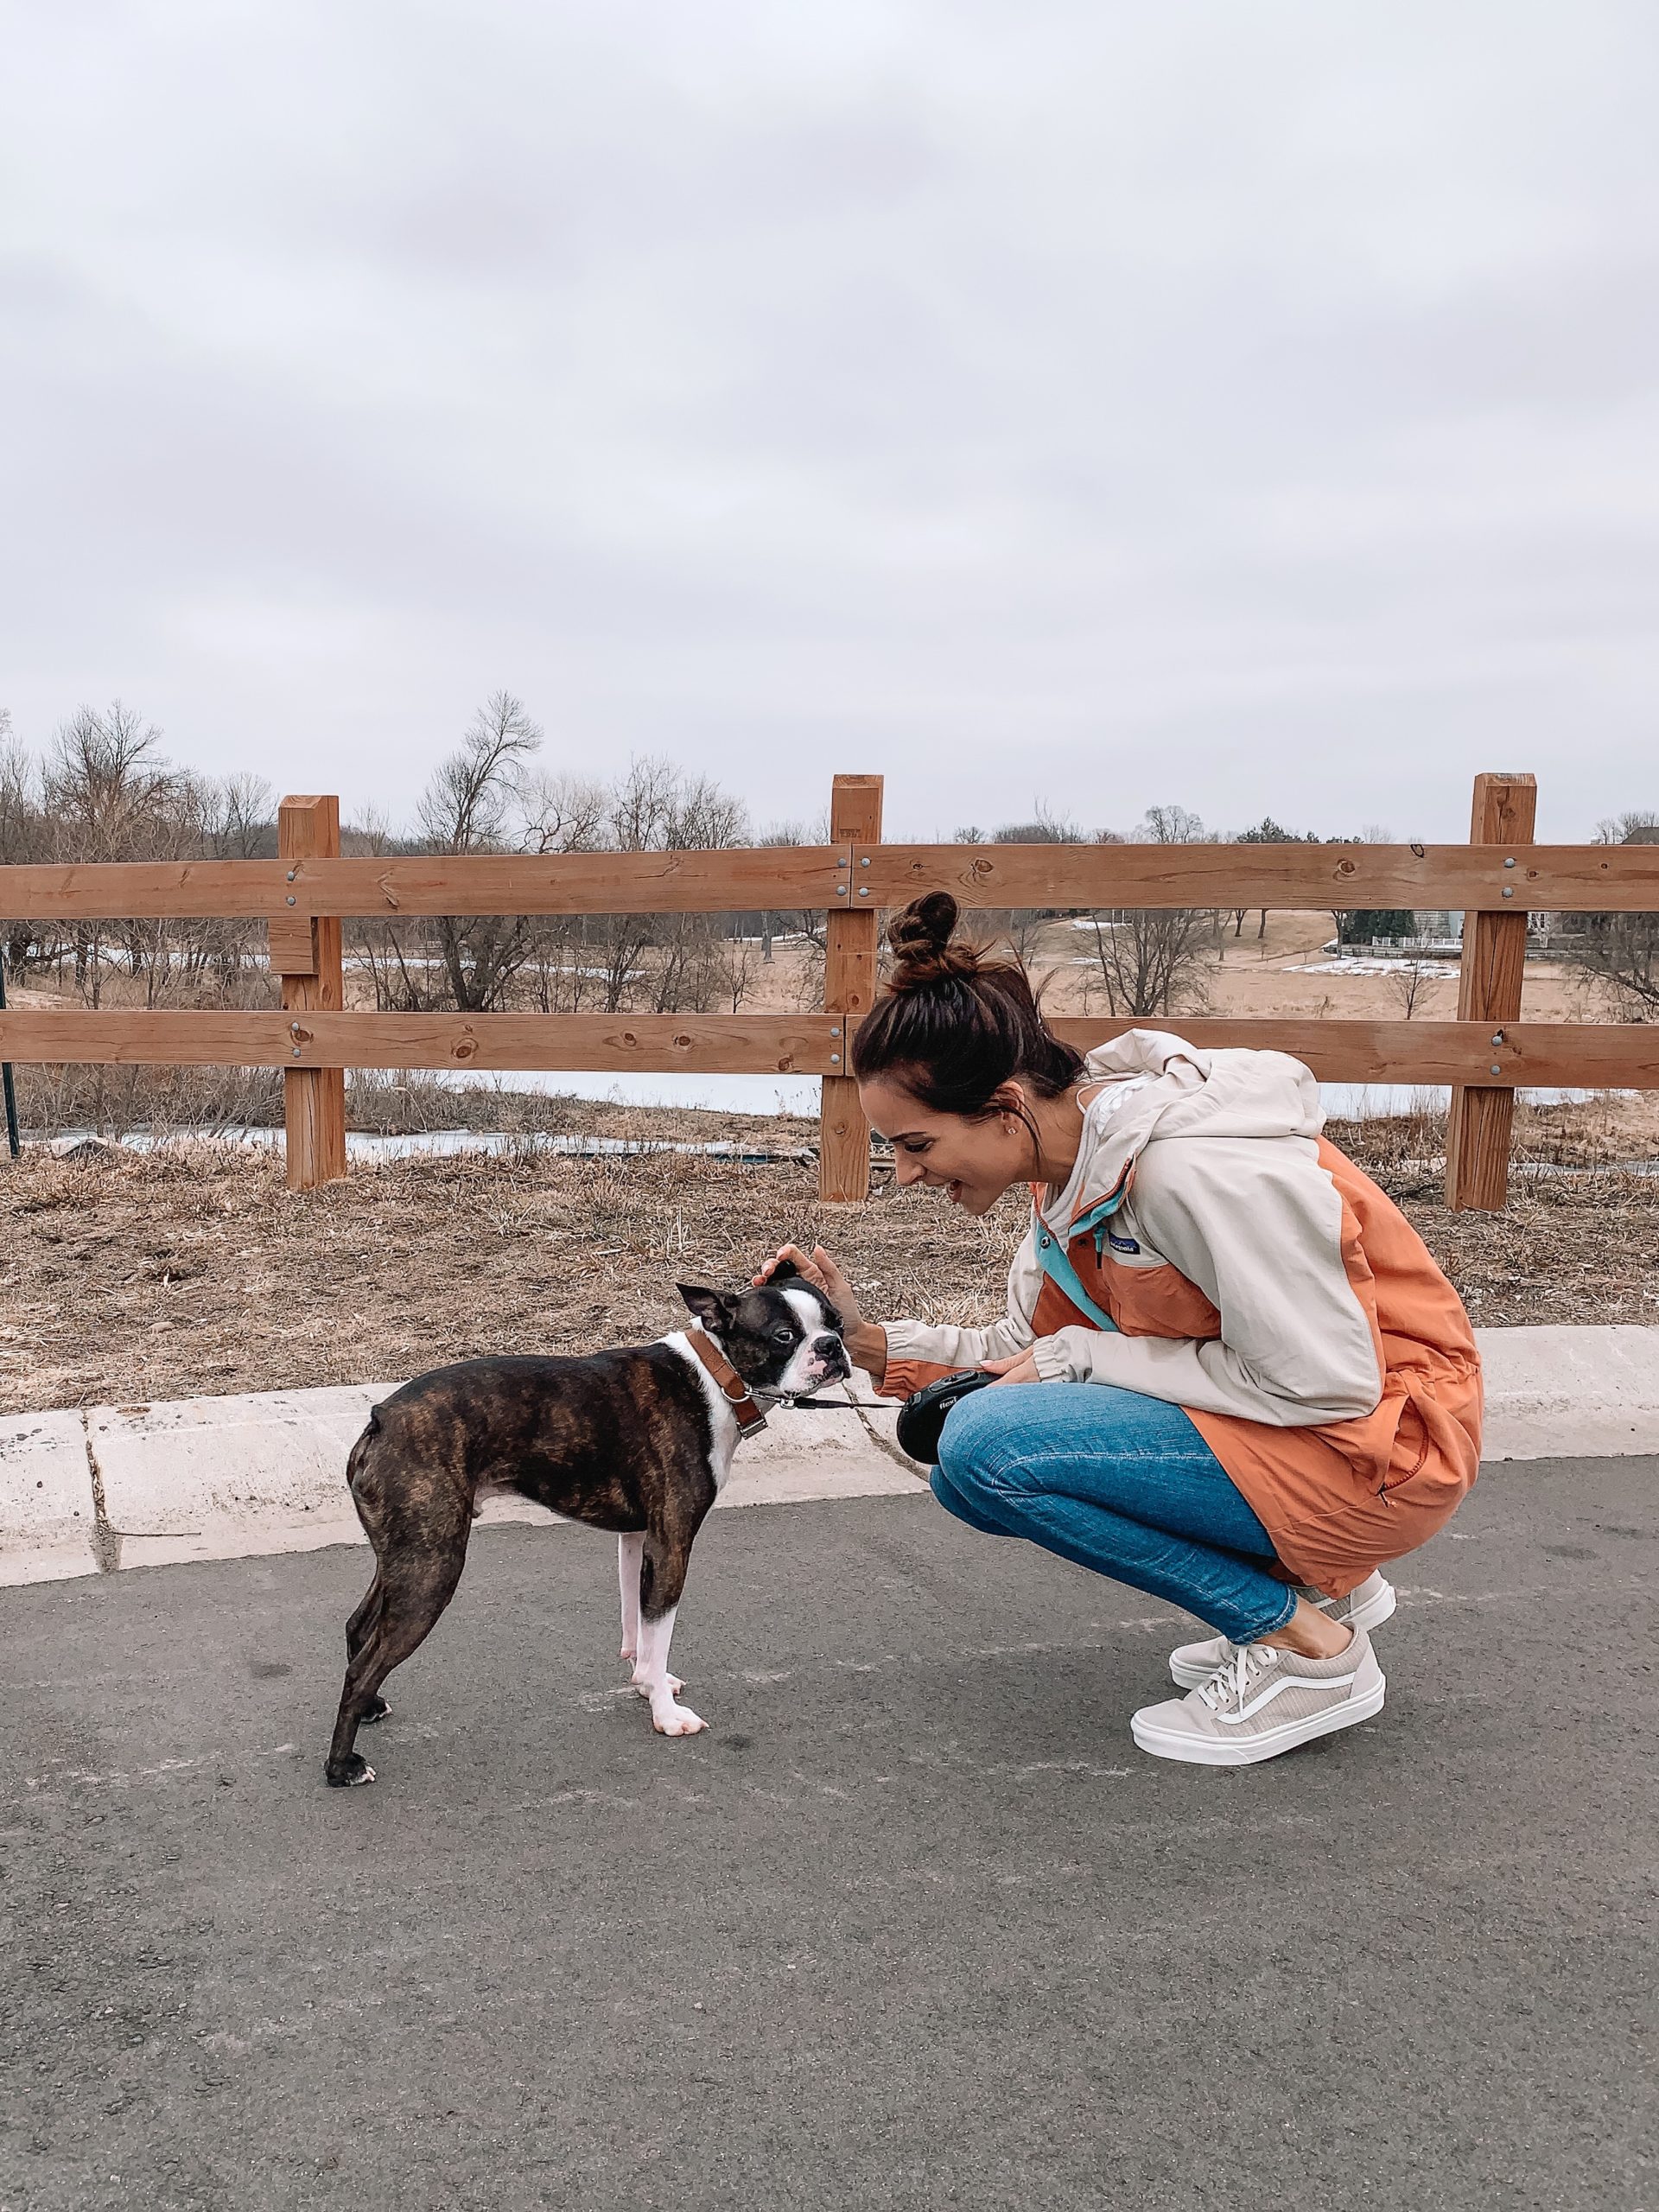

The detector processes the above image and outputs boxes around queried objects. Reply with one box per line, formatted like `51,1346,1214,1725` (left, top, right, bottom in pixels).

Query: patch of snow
1285,958,1459,977
31,1125,814,1164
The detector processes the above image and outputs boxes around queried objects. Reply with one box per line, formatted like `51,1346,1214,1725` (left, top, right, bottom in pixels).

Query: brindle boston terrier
324,1265,850,1787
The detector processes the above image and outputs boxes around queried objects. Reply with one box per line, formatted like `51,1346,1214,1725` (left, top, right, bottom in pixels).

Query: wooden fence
3,769,1657,1208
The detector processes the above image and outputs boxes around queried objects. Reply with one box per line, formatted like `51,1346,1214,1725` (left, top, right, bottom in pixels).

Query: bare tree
207,772,276,860
46,702,194,1003
1564,814,1659,1019
1082,809,1219,1018
1389,962,1430,1020
416,691,546,1012
632,763,751,1015
522,770,607,859
723,935,756,1013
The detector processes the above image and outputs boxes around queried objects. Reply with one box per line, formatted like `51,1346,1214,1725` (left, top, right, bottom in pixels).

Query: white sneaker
1166,1570,1396,1691
1132,1626,1386,1768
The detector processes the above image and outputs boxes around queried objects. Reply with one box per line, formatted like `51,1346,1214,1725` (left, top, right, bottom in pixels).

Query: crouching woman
766,893,1482,1767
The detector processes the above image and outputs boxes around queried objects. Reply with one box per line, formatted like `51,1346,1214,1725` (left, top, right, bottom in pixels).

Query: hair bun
885,893,982,991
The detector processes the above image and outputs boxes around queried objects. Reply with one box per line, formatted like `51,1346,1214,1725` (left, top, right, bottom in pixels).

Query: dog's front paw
620,1641,638,1663
652,1700,708,1737
324,1753,377,1788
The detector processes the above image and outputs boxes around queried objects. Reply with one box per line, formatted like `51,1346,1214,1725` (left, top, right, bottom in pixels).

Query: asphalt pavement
2,1459,1655,2212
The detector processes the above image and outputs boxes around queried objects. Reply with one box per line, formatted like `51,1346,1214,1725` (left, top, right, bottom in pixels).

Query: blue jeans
932,1382,1298,1644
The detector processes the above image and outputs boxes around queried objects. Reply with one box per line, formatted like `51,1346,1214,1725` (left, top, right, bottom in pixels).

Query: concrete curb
5,1325,1658,1589
1475,1325,1659,1460
1,1372,926,1586
0,1411,105,1584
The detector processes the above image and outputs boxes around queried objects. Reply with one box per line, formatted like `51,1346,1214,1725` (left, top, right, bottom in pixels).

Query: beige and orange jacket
877,1030,1483,1598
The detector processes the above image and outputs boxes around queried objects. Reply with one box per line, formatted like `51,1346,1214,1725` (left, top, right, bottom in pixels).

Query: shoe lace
1197,1641,1280,1713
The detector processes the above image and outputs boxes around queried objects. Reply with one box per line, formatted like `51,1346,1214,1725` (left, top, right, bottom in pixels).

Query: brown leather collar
684,1328,769,1435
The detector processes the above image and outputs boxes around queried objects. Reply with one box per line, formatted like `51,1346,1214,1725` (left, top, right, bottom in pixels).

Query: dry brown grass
3,1096,1656,1414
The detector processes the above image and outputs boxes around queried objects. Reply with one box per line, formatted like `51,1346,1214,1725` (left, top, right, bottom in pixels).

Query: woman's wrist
849,1322,888,1381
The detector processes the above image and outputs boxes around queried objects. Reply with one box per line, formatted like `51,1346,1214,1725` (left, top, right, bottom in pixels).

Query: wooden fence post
1445,772,1537,1211
276,794,347,1191
819,773,884,1202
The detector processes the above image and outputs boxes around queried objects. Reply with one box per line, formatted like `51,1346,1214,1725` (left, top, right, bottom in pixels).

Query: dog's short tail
345,1405,382,1497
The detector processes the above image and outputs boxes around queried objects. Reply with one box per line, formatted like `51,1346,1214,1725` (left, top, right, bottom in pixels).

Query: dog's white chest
662,1332,742,1486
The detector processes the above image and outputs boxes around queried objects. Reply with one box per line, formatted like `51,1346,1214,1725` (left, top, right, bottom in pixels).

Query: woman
764,893,1482,1767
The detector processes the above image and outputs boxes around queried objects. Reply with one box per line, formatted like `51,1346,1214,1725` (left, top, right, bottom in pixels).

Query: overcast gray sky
2,2,1656,842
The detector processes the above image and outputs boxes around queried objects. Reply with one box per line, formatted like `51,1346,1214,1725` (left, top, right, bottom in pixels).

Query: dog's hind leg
632,1523,706,1736
618,1532,643,1663
344,1570,391,1722
346,1572,381,1660
326,1547,468,1787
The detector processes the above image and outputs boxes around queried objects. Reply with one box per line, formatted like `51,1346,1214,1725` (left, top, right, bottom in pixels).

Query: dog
324,1264,850,1786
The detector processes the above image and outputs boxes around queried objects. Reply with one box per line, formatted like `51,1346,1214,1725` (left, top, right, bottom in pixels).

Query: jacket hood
1046,1029,1324,1229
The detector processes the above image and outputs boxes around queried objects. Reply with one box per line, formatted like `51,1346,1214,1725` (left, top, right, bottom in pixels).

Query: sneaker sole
1131,1675,1387,1767
1166,1580,1399,1691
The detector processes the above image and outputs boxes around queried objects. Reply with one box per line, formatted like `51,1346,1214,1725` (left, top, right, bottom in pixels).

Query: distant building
1413,910,1463,941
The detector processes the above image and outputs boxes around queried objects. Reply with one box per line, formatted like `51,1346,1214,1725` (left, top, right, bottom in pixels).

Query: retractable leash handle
894,1369,997,1465
893,1210,1123,1464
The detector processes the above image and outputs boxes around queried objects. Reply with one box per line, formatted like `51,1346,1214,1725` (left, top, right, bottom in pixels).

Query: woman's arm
759,1236,1044,1394
1029,1137,1384,1427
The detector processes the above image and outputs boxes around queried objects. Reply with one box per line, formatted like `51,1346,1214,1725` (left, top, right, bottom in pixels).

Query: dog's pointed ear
677,1284,734,1334
766,1255,801,1283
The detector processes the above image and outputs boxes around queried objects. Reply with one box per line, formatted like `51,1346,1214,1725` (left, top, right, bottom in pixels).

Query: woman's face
858,1077,1029,1216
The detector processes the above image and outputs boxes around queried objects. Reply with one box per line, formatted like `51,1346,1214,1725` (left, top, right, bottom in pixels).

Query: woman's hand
753,1242,861,1328
982,1348,1041,1388
754,1243,886,1379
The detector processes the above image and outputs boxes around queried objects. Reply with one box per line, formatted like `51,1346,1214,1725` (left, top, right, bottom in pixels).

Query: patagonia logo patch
1106,1231,1141,1255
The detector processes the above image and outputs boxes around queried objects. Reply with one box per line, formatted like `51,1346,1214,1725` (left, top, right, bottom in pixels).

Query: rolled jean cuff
1238,1578,1300,1644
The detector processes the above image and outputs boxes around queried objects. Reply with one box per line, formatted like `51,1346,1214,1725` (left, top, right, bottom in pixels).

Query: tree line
0,695,828,1017
2,697,1651,1021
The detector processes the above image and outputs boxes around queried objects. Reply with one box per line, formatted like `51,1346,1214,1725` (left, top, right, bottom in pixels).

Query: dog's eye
772,1325,795,1345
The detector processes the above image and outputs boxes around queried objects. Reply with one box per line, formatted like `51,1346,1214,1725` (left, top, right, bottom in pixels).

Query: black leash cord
758,1393,866,1412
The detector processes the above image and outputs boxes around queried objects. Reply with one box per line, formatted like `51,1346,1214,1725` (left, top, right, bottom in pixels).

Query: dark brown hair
850,892,1085,1124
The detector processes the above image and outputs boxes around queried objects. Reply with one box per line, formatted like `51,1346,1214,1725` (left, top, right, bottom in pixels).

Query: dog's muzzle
801,1334,852,1386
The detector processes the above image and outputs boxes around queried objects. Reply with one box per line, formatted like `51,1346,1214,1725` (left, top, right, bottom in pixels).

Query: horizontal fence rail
0,1009,1652,1090
1,770,1655,1208
0,1011,845,1076
3,840,1659,923
0,849,849,922
858,842,1659,914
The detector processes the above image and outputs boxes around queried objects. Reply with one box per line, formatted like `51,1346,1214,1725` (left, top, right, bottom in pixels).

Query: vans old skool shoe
1166,1570,1397,1691
1131,1625,1386,1767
